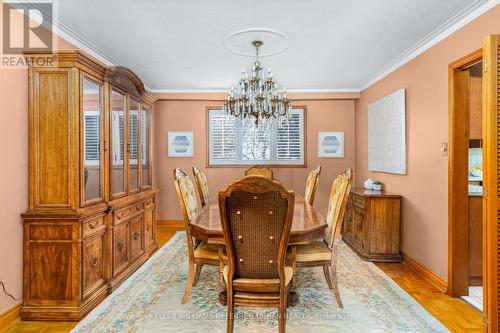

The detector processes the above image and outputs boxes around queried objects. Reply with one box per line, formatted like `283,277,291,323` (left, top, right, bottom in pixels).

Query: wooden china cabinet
21,51,159,321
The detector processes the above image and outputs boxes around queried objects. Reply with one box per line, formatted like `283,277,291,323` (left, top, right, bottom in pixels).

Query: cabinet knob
134,231,140,240
117,242,124,251
146,224,151,231
88,222,96,229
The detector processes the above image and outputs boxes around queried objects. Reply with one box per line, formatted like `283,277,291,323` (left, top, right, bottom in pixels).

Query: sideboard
342,188,402,262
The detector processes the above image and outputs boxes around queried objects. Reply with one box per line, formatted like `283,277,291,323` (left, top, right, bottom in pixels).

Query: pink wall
155,98,356,220
355,4,500,279
0,14,77,312
0,69,28,314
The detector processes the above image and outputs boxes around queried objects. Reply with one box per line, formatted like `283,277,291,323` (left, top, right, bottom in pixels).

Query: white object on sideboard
368,89,406,175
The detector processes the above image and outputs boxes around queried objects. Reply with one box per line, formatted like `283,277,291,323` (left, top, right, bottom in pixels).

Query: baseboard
157,220,184,228
402,253,448,293
0,303,21,331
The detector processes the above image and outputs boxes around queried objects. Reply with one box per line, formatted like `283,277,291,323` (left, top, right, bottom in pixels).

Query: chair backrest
245,166,273,179
219,176,295,281
192,166,210,207
304,166,321,205
173,168,199,223
173,168,200,260
324,169,353,248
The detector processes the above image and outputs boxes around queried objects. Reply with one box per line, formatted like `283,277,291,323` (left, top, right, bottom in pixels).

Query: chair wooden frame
219,176,295,333
304,165,321,205
192,165,210,207
293,168,353,309
245,165,274,179
173,168,223,304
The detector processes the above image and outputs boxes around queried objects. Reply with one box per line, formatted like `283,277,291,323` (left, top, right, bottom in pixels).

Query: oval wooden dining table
189,195,328,307
189,195,328,245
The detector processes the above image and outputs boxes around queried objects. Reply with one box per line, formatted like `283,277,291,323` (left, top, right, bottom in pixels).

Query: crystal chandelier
224,40,291,126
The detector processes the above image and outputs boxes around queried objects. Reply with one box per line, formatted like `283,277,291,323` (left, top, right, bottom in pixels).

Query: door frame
448,48,483,297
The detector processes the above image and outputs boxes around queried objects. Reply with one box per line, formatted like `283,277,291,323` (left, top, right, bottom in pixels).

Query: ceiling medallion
223,40,291,127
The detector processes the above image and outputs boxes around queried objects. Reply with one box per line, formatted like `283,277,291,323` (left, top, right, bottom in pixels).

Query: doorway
448,49,483,311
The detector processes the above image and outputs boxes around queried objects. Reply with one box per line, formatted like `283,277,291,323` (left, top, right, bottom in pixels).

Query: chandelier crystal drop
223,40,291,127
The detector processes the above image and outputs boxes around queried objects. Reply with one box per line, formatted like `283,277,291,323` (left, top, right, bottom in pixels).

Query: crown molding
360,0,499,90
18,0,498,93
20,0,154,90
150,88,361,93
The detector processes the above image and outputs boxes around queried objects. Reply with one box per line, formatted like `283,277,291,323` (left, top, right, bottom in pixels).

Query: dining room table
189,195,327,245
188,194,328,307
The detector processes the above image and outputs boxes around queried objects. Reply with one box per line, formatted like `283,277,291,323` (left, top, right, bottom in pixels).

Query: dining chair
219,176,295,333
290,168,353,308
304,165,321,205
192,165,210,207
173,168,222,304
245,165,273,179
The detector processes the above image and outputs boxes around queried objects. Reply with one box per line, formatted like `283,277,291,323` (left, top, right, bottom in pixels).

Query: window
208,108,305,166
84,111,100,166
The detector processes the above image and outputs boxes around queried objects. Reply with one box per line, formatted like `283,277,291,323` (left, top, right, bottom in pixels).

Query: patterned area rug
72,233,449,332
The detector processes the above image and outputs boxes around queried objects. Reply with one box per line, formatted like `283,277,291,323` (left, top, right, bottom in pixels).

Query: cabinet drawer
130,216,144,261
144,209,154,247
113,223,129,276
82,215,105,238
351,194,364,209
82,234,105,298
115,203,143,224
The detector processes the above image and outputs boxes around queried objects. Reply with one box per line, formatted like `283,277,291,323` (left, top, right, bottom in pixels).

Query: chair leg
227,286,234,333
330,249,343,309
322,265,333,289
193,264,203,286
182,258,195,304
279,288,287,333
291,246,297,286
218,246,225,283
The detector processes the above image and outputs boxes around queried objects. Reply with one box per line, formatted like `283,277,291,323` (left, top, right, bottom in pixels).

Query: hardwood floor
2,225,482,333
376,262,483,332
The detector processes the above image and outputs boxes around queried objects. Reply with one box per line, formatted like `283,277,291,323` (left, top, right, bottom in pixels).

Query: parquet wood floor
1,226,482,333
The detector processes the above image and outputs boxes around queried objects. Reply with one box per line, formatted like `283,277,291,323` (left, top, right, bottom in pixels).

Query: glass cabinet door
129,99,140,192
142,106,151,188
83,78,102,202
111,90,126,196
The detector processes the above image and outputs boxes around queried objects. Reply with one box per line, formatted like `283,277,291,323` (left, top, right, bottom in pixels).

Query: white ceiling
53,0,492,91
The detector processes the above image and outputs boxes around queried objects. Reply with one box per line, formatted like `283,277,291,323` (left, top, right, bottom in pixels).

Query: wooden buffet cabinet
21,51,159,321
342,188,402,262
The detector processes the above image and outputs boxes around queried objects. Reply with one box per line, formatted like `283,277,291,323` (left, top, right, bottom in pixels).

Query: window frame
206,106,307,168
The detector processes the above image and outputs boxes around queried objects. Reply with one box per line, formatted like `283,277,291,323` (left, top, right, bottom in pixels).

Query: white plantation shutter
129,112,139,164
242,119,271,161
208,108,305,165
112,112,124,165
276,109,304,162
209,109,237,164
84,111,100,165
